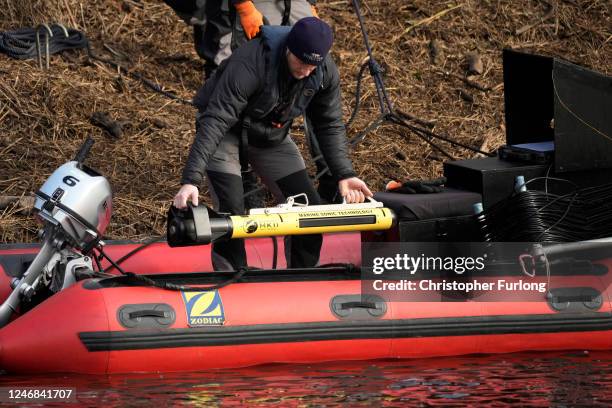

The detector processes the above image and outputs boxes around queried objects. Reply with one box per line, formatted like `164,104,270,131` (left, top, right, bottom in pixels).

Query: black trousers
206,133,323,270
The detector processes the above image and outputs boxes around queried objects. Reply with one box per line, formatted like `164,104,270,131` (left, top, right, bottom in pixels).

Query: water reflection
1,351,610,406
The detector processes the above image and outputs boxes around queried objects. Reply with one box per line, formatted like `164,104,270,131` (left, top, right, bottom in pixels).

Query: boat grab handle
129,310,168,319
118,303,176,328
340,301,379,310
331,295,387,318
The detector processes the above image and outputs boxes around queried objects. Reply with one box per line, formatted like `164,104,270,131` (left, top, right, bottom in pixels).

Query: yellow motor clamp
167,195,395,247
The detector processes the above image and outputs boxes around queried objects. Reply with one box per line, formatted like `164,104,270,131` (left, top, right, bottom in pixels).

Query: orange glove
235,1,264,40
310,4,319,18
386,180,402,191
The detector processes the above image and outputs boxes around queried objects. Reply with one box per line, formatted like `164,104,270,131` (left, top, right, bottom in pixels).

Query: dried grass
1,0,610,243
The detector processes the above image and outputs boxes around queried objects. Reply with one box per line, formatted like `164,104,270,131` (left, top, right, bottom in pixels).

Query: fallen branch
466,52,484,75
90,111,123,138
393,4,464,43
429,39,442,65
395,109,436,128
0,195,35,213
459,89,474,103
436,69,492,92
515,2,557,35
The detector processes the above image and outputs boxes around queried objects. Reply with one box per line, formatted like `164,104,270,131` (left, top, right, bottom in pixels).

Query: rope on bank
0,24,83,62
0,24,193,105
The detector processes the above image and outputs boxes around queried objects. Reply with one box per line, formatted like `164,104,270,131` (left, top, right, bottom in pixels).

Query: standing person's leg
162,0,231,77
248,137,323,268
218,0,314,64
206,132,248,270
200,0,233,77
253,0,313,25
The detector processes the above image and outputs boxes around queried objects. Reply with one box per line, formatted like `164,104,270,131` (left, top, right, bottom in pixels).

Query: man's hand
235,1,264,39
173,184,199,209
338,177,373,203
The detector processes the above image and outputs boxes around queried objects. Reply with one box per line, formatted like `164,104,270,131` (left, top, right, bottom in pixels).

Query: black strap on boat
103,235,164,273
96,244,248,291
271,237,278,270
122,267,249,292
281,0,291,26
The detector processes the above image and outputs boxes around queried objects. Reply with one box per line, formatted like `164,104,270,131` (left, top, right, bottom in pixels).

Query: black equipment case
444,157,612,209
502,49,612,172
368,188,482,242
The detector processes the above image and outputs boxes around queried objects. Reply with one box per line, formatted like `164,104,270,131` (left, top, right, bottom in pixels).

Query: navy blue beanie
286,17,333,66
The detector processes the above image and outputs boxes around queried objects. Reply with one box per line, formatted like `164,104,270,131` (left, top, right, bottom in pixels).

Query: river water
1,351,611,406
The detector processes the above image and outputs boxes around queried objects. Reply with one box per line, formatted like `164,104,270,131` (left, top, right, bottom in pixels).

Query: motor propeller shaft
0,239,57,328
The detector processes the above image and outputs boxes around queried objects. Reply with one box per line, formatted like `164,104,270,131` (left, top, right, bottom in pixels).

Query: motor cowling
34,161,112,250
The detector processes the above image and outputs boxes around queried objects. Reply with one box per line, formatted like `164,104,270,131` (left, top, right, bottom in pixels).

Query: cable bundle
476,179,612,242
0,25,88,60
0,24,193,104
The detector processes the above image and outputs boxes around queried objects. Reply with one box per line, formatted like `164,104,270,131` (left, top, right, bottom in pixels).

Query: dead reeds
1,0,610,243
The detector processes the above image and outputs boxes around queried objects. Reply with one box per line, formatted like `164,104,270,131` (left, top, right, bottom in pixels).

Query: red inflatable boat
0,234,611,374
0,144,610,374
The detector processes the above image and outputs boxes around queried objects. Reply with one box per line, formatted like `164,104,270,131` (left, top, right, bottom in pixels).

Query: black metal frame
347,0,494,160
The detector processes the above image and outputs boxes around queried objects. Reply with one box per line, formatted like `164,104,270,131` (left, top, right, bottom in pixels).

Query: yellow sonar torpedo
232,205,394,239
167,197,395,247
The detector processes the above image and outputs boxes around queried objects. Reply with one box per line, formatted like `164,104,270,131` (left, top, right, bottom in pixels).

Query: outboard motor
0,138,112,327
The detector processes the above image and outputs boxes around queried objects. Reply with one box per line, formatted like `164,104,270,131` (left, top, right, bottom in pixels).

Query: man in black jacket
173,17,372,270
164,0,337,206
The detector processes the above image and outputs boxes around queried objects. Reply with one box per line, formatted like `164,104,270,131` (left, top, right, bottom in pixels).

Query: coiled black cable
476,179,612,242
0,24,87,60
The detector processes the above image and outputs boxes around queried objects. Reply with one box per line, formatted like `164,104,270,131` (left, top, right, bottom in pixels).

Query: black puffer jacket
181,26,356,186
